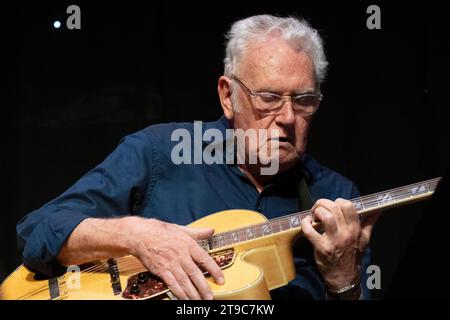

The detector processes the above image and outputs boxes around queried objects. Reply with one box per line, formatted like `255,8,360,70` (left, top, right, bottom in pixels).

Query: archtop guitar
0,178,441,300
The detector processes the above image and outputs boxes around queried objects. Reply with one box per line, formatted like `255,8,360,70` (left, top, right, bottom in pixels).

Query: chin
277,153,300,173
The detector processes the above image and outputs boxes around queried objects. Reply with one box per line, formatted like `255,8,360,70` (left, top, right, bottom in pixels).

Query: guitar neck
351,177,440,218
203,177,441,251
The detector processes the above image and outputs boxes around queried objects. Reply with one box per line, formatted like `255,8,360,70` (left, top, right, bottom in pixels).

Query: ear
217,75,234,121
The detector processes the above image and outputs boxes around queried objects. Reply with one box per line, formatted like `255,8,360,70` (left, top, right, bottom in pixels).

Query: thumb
179,226,215,240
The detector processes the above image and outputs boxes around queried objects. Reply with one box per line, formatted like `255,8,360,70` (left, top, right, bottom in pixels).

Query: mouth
266,136,292,147
275,136,291,143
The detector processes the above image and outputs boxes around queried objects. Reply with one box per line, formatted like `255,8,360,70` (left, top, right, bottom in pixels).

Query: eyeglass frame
228,74,323,117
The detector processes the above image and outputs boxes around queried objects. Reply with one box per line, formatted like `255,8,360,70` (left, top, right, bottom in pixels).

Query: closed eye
293,95,320,106
257,93,280,103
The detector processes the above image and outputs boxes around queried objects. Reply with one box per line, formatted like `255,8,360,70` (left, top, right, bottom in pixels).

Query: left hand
300,198,380,293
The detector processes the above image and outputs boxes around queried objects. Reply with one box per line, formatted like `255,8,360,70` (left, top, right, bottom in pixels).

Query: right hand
123,217,224,300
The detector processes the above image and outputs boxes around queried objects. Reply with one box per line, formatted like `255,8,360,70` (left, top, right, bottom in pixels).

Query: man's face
228,38,317,173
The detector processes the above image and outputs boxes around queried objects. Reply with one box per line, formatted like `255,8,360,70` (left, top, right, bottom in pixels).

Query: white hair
224,15,328,84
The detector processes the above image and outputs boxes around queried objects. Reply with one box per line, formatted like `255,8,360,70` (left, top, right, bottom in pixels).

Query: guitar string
48,256,229,300
204,187,436,248
48,177,442,277
21,248,229,300
205,177,440,242
16,258,139,299
18,260,146,300
19,178,441,299
203,178,440,248
18,178,440,299
225,177,440,230
20,179,441,300
21,260,170,300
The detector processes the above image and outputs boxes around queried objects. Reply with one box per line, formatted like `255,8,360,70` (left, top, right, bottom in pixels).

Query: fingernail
206,293,214,300
218,277,225,285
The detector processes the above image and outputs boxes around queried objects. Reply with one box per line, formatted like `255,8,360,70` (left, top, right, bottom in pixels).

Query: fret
352,198,365,211
429,180,439,190
223,234,230,246
393,188,416,201
239,229,247,242
392,189,405,201
253,225,263,238
218,234,225,247
246,227,255,240
376,192,395,206
262,223,272,236
410,184,427,196
269,220,281,233
212,235,220,249
230,231,239,244
362,196,378,209
204,178,440,250
228,234,235,245
222,233,229,246
280,218,291,231
224,233,232,246
208,238,214,250
288,215,301,228
299,212,311,221
210,239,217,250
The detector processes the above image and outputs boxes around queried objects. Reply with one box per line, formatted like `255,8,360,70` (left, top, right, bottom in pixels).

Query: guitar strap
297,174,314,211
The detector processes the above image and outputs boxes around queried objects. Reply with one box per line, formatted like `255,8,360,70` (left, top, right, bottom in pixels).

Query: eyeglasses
230,75,322,116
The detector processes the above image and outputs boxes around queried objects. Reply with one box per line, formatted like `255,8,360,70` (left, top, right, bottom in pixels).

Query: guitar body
2,177,439,300
1,209,300,300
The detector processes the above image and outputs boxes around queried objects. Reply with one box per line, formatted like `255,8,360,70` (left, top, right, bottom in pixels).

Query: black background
2,0,449,299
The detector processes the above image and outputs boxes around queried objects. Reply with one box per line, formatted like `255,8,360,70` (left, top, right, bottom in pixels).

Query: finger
190,244,225,285
160,270,188,300
300,214,322,247
335,198,359,226
360,212,381,247
171,265,202,300
313,206,338,235
180,226,215,240
181,258,214,300
313,199,346,226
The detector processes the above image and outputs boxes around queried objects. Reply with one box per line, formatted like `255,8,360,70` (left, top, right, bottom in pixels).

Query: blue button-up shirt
17,116,371,299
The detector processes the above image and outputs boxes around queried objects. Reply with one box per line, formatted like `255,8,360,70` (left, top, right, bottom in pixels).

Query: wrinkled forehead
236,38,317,91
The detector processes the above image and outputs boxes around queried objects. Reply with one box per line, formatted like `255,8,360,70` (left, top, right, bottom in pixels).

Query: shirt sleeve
16,130,154,277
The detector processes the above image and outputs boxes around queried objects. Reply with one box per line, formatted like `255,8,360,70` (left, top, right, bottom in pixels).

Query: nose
275,98,296,126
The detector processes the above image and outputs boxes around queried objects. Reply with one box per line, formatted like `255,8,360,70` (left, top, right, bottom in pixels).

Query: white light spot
53,21,61,29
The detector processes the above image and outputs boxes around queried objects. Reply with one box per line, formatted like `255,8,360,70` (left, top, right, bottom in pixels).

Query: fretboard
200,177,441,251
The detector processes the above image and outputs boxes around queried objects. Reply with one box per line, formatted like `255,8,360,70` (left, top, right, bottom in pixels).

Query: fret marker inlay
289,216,300,227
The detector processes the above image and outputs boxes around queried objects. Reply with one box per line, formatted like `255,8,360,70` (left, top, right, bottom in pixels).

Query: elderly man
17,15,378,300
